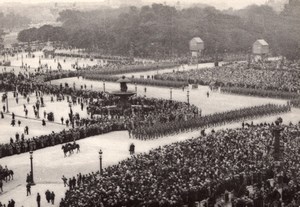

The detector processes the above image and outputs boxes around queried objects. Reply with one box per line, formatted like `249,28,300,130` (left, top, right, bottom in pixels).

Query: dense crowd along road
60,122,300,207
154,61,300,93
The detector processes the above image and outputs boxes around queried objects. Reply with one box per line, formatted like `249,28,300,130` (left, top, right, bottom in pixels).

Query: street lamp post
187,89,190,105
99,149,103,175
135,83,137,94
170,87,172,100
103,80,106,92
69,102,74,128
29,151,35,185
69,102,72,114
197,51,199,70
5,93,9,113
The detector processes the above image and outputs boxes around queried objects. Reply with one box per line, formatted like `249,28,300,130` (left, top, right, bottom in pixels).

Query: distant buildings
288,0,300,6
189,37,204,63
43,44,55,58
266,0,300,13
253,39,269,61
284,0,300,15
266,0,288,12
189,37,204,55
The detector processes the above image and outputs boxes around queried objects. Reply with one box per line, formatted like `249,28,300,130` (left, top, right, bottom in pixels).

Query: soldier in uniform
51,136,55,146
24,126,29,135
24,141,29,152
29,140,33,151
129,143,135,155
32,139,37,150
42,119,46,126
11,119,16,127
16,143,21,154
8,144,13,155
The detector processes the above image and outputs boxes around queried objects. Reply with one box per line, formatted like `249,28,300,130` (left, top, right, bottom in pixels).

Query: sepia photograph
0,0,300,206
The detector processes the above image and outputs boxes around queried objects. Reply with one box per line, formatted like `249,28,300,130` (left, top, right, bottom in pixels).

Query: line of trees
0,12,30,31
17,3,300,60
18,25,66,43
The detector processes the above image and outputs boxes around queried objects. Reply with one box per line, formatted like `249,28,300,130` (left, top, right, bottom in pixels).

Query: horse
73,143,80,153
0,169,14,182
62,144,70,157
62,143,80,157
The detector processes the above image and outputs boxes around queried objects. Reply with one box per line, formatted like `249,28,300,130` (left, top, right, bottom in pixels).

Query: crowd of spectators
60,121,300,207
154,61,300,93
0,120,124,158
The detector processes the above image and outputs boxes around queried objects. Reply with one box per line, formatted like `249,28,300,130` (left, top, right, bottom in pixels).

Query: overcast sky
0,0,267,9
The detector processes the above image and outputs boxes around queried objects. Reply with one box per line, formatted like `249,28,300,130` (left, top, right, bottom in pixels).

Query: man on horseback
62,144,69,157
72,141,80,153
0,166,13,182
62,142,80,157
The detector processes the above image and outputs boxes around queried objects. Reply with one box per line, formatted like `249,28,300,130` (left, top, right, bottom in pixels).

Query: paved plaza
0,52,299,207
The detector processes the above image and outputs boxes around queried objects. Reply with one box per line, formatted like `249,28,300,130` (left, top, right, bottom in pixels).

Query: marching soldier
8,144,13,155
129,143,135,155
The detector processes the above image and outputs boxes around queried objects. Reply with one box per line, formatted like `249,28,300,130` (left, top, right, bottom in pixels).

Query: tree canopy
0,12,30,31
17,3,300,60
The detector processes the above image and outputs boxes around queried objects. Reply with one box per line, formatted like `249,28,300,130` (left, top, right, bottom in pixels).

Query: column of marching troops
0,72,292,158
131,103,291,140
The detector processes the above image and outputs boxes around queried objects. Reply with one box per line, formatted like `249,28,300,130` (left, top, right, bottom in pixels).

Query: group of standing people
26,185,55,206
60,121,300,207
154,60,300,93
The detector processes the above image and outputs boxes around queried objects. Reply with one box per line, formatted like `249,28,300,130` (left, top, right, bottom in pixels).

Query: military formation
0,72,293,158
131,103,291,140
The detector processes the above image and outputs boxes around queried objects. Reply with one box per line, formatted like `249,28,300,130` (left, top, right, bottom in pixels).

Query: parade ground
1,71,299,206
1,52,299,207
1,1,300,206
1,51,223,76
51,77,287,115
1,107,299,206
